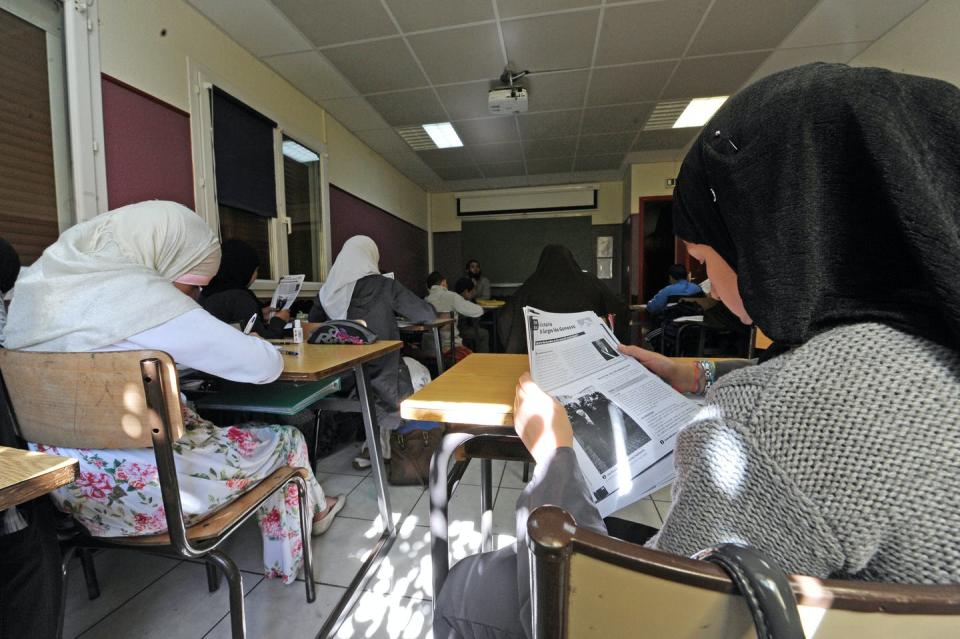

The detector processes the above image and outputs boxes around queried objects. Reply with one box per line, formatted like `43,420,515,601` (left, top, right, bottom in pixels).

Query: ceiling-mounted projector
489,86,528,114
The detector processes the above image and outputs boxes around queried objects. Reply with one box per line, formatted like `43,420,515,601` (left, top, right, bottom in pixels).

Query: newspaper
524,306,699,517
270,274,305,311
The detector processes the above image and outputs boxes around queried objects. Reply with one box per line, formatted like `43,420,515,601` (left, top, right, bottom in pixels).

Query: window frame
187,60,329,295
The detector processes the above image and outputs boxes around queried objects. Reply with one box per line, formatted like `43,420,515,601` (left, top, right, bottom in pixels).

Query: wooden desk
277,340,402,381
476,301,506,352
0,445,78,510
398,318,455,374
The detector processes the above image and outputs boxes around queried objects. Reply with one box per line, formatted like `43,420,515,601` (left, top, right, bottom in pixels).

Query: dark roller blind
0,8,60,265
211,87,277,218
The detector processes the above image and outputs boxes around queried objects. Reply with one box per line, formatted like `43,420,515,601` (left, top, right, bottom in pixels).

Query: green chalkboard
460,216,593,284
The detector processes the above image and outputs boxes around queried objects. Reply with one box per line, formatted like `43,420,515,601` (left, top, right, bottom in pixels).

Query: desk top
397,317,456,333
477,300,505,309
0,445,79,510
278,341,403,381
401,353,528,426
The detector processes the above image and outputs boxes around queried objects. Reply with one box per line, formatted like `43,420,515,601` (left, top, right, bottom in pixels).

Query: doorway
641,198,675,301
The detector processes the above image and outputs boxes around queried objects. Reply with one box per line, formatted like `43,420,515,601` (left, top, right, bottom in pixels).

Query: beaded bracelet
697,360,717,394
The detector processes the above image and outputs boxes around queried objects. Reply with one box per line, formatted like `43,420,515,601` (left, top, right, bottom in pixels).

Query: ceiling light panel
396,125,438,151
673,96,728,128
422,122,464,149
282,139,321,163
643,100,690,131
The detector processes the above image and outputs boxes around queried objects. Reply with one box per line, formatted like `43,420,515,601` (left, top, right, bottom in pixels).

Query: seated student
0,237,16,346
454,277,491,353
199,239,289,338
3,201,345,586
465,259,491,300
433,63,960,638
499,245,629,353
308,236,436,468
645,263,702,315
423,271,486,361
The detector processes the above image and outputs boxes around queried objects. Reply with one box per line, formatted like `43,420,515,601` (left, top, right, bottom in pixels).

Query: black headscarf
499,245,627,352
200,239,260,299
673,63,960,350
0,237,20,294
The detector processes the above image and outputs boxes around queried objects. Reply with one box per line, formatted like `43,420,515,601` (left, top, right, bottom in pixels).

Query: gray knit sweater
651,322,960,583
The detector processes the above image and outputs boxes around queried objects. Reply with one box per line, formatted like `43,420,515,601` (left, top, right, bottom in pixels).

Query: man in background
465,259,491,300
646,263,702,315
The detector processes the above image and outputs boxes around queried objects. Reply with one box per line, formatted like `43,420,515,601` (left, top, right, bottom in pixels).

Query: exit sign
664,178,676,188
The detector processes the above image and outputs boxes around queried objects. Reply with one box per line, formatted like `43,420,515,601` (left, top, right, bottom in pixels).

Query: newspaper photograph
270,274,305,311
525,306,699,516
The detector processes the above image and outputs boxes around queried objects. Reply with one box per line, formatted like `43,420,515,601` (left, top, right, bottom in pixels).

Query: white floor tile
317,442,371,477
500,460,533,489
364,518,434,601
652,499,671,522
204,579,346,639
78,561,260,639
409,483,482,529
610,497,663,528
63,550,181,638
335,591,433,639
651,483,673,502
491,487,522,540
318,471,367,498
339,476,425,526
309,516,383,587
456,458,506,487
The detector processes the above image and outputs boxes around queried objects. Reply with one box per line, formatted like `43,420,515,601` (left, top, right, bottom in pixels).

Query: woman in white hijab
4,201,343,584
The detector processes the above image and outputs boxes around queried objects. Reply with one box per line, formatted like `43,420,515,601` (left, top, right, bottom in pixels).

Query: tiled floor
63,442,672,638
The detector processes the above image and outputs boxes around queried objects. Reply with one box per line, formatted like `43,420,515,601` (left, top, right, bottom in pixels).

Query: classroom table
277,341,403,638
397,317,456,374
0,445,78,510
476,299,506,353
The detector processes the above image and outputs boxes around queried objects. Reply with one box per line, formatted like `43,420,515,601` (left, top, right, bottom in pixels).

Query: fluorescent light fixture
673,96,728,128
282,139,320,163
422,122,463,149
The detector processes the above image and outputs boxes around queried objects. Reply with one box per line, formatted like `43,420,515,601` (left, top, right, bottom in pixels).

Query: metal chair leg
293,476,316,603
78,548,100,600
206,550,246,639
57,546,77,639
206,561,220,592
522,462,531,483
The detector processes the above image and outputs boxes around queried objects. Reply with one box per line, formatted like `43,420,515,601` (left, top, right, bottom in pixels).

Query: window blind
211,87,277,218
0,8,60,265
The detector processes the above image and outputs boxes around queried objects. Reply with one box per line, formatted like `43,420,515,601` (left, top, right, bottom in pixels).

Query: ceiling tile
433,165,484,180
596,0,710,66
453,117,519,145
497,0,598,20
586,61,674,106
661,51,769,100
516,110,582,139
748,42,870,84
632,128,698,151
408,24,504,85
444,177,494,191
365,89,448,126
436,81,497,120
479,162,526,178
522,69,589,112
574,153,623,171
580,103,653,134
577,132,634,155
625,149,687,164
385,0,494,31
529,171,577,185
469,141,524,164
322,38,427,94
501,10,600,72
688,0,818,56
526,157,573,174
417,147,475,168
782,0,928,48
485,175,531,188
319,97,389,131
570,169,623,182
264,51,357,101
523,136,577,159
187,0,313,57
354,128,412,154
272,0,396,47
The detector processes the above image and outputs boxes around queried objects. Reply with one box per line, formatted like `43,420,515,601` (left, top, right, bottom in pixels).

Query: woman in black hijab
433,63,960,639
498,245,628,352
199,239,289,338
0,237,19,345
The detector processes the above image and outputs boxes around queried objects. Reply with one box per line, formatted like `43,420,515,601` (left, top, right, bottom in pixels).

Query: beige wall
97,0,427,229
625,162,680,215
851,0,960,87
430,180,624,233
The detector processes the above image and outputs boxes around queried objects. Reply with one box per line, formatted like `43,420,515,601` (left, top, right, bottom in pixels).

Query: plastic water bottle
292,319,304,344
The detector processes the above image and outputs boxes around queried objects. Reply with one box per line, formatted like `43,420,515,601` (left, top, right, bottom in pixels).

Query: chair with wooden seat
0,349,315,639
527,505,960,639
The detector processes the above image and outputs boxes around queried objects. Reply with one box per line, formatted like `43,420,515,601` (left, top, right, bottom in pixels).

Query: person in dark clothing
308,236,436,466
199,239,289,338
498,245,629,353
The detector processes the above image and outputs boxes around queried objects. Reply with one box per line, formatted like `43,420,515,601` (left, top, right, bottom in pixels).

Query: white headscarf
4,201,221,352
318,235,380,320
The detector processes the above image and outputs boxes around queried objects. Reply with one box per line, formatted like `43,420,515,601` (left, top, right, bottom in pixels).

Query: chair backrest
527,505,960,639
0,349,184,449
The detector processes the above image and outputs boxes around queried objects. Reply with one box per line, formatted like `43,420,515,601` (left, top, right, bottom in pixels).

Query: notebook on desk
194,377,341,416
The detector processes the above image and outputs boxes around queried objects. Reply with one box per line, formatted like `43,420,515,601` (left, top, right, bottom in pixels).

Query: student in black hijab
433,63,960,639
199,239,289,338
0,237,19,345
498,245,628,353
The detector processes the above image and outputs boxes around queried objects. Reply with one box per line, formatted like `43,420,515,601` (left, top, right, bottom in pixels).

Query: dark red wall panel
101,75,194,210
330,185,428,295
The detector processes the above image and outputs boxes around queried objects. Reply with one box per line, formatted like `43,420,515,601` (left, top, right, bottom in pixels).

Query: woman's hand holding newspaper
618,345,698,393
514,372,573,464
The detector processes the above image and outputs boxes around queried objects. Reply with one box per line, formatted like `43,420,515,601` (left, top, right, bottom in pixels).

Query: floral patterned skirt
30,406,325,583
